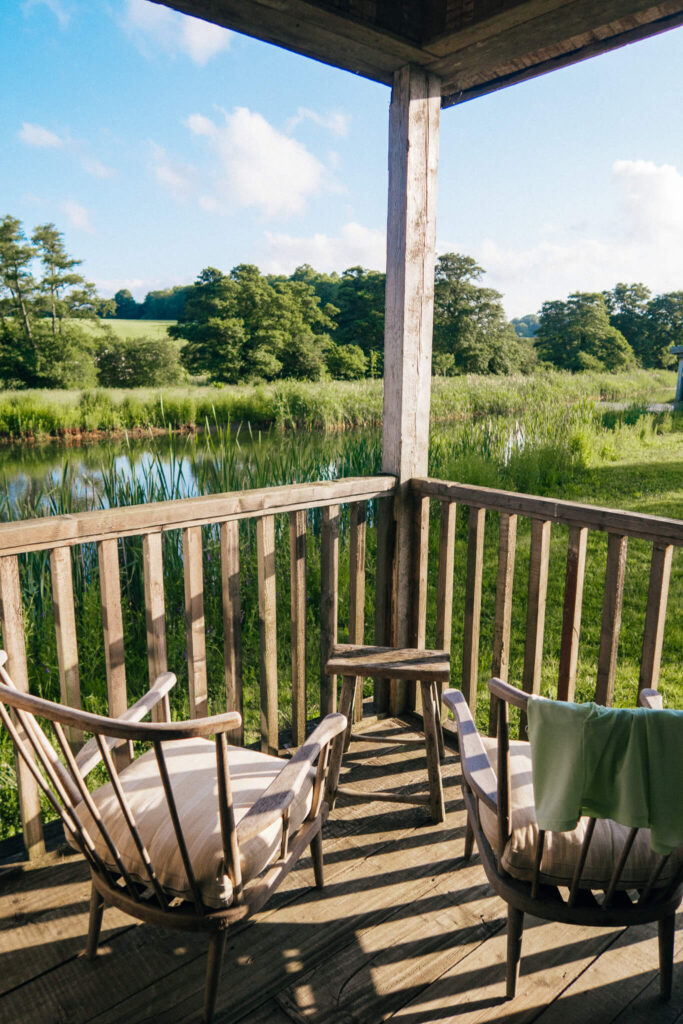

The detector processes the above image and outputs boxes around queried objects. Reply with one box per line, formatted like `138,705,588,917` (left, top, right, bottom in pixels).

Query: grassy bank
0,395,681,839
0,368,676,440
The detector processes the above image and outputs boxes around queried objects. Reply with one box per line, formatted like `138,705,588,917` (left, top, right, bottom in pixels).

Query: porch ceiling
156,0,683,104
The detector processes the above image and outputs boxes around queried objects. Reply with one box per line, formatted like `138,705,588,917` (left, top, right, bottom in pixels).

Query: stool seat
326,644,450,682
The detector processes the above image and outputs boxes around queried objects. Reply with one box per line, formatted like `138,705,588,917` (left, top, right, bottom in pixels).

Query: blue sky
2,0,683,317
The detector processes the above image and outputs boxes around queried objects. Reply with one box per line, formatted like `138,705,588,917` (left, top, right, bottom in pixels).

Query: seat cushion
68,739,314,909
478,737,680,890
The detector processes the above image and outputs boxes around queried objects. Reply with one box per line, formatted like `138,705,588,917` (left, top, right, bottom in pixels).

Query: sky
1,0,683,318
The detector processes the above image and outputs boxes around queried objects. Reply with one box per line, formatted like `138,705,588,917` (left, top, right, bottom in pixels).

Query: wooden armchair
0,651,347,1023
443,680,683,1001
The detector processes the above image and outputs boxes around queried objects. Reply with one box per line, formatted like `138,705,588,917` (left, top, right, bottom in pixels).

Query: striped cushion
478,737,680,889
68,739,314,908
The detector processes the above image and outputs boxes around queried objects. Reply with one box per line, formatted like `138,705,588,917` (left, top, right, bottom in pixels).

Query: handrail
412,477,683,546
0,476,397,555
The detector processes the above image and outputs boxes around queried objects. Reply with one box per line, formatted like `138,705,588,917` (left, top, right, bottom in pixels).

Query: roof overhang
156,0,683,105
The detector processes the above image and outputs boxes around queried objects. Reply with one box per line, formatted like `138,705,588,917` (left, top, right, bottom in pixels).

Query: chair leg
421,681,446,824
324,675,356,810
86,883,105,960
464,814,475,860
310,828,324,888
203,930,227,1023
506,906,524,999
658,913,675,1001
432,682,445,760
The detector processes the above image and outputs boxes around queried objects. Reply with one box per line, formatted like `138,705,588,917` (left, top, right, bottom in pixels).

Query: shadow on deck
1,720,681,1024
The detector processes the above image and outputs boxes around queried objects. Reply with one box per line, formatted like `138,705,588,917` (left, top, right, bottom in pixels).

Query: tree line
1,214,681,390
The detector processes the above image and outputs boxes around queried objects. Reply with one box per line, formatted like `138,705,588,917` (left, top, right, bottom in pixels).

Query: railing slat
557,525,588,703
182,526,208,719
462,506,486,714
435,500,456,654
410,493,430,715
349,502,367,724
142,533,169,723
257,515,278,755
0,554,45,859
489,512,517,736
595,534,628,706
97,538,131,769
289,510,307,746
373,495,395,715
50,545,83,747
221,520,243,745
639,543,673,695
521,519,551,736
320,505,339,715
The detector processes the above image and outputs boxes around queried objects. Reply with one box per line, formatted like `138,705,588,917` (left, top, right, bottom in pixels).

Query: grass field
84,318,176,340
0,368,676,439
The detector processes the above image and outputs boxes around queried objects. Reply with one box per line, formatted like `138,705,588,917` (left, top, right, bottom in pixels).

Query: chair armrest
488,677,530,711
76,671,178,777
639,688,664,710
442,689,497,812
237,713,347,845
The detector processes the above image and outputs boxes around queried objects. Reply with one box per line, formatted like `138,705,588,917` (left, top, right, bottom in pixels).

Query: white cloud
81,156,116,179
149,143,195,197
285,108,351,138
123,0,231,65
187,107,325,216
19,122,63,148
22,0,70,28
459,159,683,318
264,222,386,275
61,199,95,233
93,276,152,301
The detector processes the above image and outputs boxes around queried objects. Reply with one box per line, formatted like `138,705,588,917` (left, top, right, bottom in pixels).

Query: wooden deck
1,718,681,1024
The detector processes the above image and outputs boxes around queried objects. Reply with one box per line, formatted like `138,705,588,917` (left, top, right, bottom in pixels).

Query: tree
535,292,635,371
644,292,683,368
326,342,367,380
511,314,540,338
32,223,99,334
334,266,385,359
603,282,651,364
96,334,185,387
114,289,141,319
433,253,533,374
140,285,191,320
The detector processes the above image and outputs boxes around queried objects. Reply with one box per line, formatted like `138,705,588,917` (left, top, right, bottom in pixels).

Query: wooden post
257,515,278,755
289,510,306,746
489,512,517,736
0,555,45,859
320,505,339,715
595,533,628,706
382,64,440,714
142,533,169,723
97,538,131,769
183,526,208,719
348,502,366,725
221,520,243,745
50,545,83,747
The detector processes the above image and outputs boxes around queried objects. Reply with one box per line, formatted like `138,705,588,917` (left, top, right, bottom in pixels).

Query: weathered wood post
672,346,683,402
381,64,441,714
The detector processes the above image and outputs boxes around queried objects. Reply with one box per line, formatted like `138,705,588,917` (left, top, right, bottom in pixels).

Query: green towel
527,697,683,855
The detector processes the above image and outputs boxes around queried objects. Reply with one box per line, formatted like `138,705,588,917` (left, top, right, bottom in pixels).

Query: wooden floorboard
0,717,680,1024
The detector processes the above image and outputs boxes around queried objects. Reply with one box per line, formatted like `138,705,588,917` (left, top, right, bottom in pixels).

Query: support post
382,64,441,715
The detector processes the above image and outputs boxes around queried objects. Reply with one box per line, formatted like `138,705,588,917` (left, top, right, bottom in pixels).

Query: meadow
0,367,676,439
0,380,681,840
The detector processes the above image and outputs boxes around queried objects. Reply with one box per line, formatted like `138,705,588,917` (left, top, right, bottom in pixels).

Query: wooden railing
411,478,683,733
0,476,396,858
4,470,682,860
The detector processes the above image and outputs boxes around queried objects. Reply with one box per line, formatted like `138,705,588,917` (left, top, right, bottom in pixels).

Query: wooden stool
324,644,450,823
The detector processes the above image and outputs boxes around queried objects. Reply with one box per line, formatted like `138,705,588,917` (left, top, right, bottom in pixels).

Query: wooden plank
383,64,440,715
97,538,130,770
435,500,456,654
320,504,339,716
182,526,207,719
639,543,673,695
488,512,517,736
50,545,83,747
595,533,629,706
257,514,278,755
412,477,683,547
557,525,588,703
221,519,243,745
374,495,395,715
0,554,45,859
462,506,486,714
326,645,450,682
348,502,367,725
0,476,396,556
142,532,168,723
521,519,551,734
289,509,307,746
410,493,431,716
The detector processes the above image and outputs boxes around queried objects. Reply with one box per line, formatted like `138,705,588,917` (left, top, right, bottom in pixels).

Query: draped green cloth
526,697,683,855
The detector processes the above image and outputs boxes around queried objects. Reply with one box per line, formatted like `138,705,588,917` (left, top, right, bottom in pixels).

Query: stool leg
421,681,445,823
432,681,445,760
325,675,356,810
